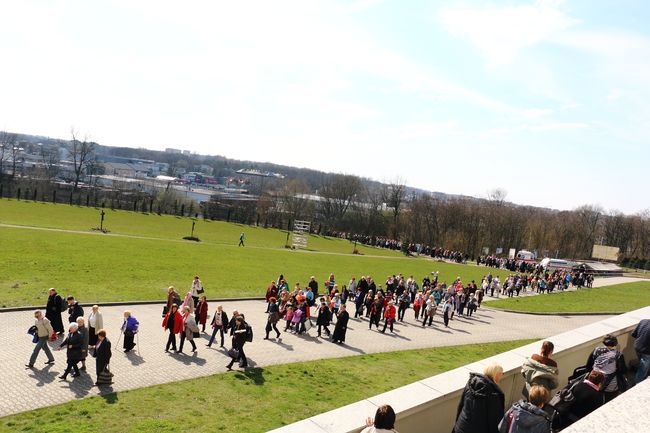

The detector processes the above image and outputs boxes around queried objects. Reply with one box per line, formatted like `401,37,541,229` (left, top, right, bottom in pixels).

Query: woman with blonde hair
453,363,505,433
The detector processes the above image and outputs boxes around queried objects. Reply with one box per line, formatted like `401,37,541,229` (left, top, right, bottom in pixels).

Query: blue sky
0,0,648,213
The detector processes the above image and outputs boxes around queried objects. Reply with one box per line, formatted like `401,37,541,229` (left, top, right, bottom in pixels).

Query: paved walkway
1,298,615,418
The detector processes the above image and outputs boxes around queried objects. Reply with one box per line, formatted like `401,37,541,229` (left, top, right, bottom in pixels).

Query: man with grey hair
57,322,83,380
26,310,55,368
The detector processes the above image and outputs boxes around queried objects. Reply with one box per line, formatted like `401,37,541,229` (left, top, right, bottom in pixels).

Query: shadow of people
234,367,265,385
274,340,294,351
99,387,119,404
170,352,206,366
27,364,57,387
337,343,365,354
62,372,94,398
125,351,146,366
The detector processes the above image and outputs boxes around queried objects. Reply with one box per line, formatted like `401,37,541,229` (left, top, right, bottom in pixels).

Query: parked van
540,257,579,270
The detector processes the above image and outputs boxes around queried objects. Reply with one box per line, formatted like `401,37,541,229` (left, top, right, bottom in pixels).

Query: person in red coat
162,304,183,353
195,296,209,332
381,301,397,333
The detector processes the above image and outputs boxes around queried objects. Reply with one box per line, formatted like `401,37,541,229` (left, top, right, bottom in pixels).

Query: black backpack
245,324,253,342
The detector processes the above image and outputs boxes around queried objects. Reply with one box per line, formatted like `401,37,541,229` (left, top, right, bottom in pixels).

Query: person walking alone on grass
162,304,183,353
46,288,65,335
190,276,203,308
26,310,55,369
238,232,245,247
207,305,229,348
57,322,83,380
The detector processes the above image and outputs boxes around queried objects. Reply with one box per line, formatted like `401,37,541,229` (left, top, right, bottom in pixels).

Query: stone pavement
0,298,614,418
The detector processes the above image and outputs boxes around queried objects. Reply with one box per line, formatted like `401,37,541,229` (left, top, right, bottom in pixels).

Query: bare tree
382,177,407,238
319,174,362,227
0,131,19,179
39,144,60,180
70,130,95,190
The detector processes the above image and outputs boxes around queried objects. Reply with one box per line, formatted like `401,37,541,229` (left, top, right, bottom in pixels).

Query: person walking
57,322,83,380
316,300,332,338
162,304,183,353
121,311,139,353
397,292,409,322
368,297,382,330
452,363,505,433
190,276,203,308
76,317,89,370
238,232,245,247
178,305,199,354
207,305,229,348
66,296,84,324
442,297,454,328
87,305,103,346
332,304,349,344
264,297,281,340
195,295,209,333
226,316,248,369
381,301,397,333
521,341,559,399
45,288,65,335
93,329,112,386
26,310,55,369
632,318,650,384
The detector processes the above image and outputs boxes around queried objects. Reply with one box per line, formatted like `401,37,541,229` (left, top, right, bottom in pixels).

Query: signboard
508,248,516,259
592,245,620,262
495,247,503,255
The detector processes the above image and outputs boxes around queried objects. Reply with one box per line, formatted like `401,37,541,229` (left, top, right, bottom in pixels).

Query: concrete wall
269,307,650,433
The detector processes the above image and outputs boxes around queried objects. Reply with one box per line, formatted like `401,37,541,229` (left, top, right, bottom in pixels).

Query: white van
540,257,578,270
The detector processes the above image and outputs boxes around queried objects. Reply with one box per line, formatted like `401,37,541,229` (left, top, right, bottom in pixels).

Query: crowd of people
362,324,650,433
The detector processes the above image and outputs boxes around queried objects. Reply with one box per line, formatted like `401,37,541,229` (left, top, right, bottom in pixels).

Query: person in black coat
316,300,332,337
563,370,605,428
226,317,248,370
94,329,112,386
207,305,229,348
46,288,65,334
57,323,84,380
332,305,349,344
67,296,84,324
453,364,505,433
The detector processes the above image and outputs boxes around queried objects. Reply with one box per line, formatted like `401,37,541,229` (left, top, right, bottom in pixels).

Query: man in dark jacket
332,304,349,344
94,329,112,386
453,364,505,433
46,288,65,334
67,296,84,324
58,322,84,380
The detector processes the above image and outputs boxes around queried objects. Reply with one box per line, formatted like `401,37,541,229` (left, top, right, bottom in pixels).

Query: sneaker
44,360,55,365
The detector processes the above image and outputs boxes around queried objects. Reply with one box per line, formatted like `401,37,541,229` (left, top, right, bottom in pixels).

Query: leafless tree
319,174,362,227
70,130,95,190
382,177,407,238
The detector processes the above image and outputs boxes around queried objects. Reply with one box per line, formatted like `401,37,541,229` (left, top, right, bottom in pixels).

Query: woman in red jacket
195,296,209,333
162,304,183,353
381,301,397,333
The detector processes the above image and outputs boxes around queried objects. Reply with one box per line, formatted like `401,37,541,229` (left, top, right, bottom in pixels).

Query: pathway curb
0,297,266,313
482,307,620,316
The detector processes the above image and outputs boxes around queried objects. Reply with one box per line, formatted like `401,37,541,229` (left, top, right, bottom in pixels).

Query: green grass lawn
488,281,650,313
0,226,499,308
0,339,534,433
0,199,398,256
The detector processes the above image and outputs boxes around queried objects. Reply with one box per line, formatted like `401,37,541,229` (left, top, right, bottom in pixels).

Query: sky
0,0,648,214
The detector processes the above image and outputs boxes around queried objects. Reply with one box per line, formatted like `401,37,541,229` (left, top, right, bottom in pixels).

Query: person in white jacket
88,305,104,346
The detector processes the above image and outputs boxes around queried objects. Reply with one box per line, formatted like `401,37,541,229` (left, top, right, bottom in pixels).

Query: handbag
97,365,114,384
192,331,200,338
227,348,239,359
162,306,169,317
197,285,204,294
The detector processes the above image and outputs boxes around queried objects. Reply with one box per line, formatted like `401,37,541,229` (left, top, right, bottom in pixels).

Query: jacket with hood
453,373,505,433
499,400,552,433
521,357,559,397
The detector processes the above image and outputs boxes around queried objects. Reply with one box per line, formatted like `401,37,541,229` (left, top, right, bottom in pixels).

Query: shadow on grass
99,388,119,404
234,367,266,385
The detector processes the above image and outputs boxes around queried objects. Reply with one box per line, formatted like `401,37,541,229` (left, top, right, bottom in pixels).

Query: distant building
182,150,191,156
165,148,182,154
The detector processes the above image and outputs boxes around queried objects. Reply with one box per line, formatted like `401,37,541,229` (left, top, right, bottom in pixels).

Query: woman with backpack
585,334,627,402
521,341,559,399
499,385,551,433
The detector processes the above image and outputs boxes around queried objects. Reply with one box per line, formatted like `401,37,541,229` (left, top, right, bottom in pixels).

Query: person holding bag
26,310,55,368
162,304,183,353
178,305,199,354
93,329,113,386
226,316,248,370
